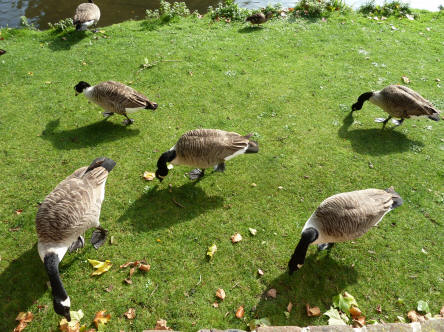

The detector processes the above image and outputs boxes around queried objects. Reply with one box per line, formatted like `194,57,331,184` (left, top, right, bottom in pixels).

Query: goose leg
102,112,114,118
90,226,108,249
122,113,134,125
317,242,334,251
188,168,205,180
391,118,404,126
213,163,225,173
68,235,85,252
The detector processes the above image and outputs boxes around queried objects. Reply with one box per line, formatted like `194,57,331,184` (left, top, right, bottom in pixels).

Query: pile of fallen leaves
14,312,33,332
120,259,151,284
324,292,369,327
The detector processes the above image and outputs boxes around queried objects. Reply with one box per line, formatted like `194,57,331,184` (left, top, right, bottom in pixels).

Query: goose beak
64,312,71,322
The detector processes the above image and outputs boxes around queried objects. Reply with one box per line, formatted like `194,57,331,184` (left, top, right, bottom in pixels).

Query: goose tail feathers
385,186,403,209
246,140,259,153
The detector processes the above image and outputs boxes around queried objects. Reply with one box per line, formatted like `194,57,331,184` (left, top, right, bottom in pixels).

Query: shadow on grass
117,181,224,232
338,112,423,156
254,254,358,326
45,30,89,51
40,119,140,150
0,244,47,330
238,26,265,33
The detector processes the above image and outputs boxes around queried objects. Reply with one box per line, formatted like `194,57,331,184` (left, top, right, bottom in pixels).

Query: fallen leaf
278,186,284,190
104,285,113,292
248,228,257,236
248,317,271,330
129,267,135,278
124,308,136,319
408,310,420,322
15,209,23,215
139,263,151,272
251,183,257,187
231,233,242,243
440,305,444,317
59,309,83,332
376,304,382,313
258,269,264,276
324,307,347,325
207,244,217,259
212,302,219,308
109,236,116,245
143,171,155,181
15,311,34,331
155,319,171,330
306,304,321,317
402,76,410,84
350,305,362,318
266,288,277,299
216,288,226,300
120,261,134,269
353,315,366,327
287,302,293,313
235,306,245,318
333,292,358,314
124,278,133,285
88,259,112,276
93,310,111,329
417,300,430,314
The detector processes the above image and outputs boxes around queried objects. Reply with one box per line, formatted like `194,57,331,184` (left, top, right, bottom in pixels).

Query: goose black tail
85,157,116,174
246,140,259,153
385,186,403,209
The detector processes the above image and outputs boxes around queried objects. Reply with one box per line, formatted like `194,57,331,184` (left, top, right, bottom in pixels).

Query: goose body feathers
74,1,100,31
288,187,403,274
155,129,259,181
246,12,272,25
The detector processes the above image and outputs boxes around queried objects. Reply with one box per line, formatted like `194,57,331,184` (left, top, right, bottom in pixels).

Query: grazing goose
351,85,441,128
36,157,116,321
288,187,403,274
74,81,158,125
74,0,101,31
155,129,259,181
246,12,273,26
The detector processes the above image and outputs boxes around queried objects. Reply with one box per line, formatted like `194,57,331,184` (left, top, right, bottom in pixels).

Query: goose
246,12,273,26
351,85,441,128
36,157,116,321
74,81,158,125
74,0,101,31
288,187,403,274
155,129,259,181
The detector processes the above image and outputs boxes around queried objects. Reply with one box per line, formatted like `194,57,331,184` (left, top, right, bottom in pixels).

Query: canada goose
155,129,259,181
246,12,273,25
288,187,403,274
36,157,116,321
351,85,441,128
74,81,158,125
74,0,101,31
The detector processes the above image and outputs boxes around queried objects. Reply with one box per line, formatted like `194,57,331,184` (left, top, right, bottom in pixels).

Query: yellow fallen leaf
93,310,111,329
88,259,112,276
155,319,171,330
207,244,217,259
143,171,155,181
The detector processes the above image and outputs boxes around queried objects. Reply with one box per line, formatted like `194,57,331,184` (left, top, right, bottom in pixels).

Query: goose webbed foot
91,226,108,249
68,236,85,253
317,243,334,251
391,118,404,126
374,115,392,128
213,163,225,173
102,112,114,118
122,118,134,125
188,168,205,180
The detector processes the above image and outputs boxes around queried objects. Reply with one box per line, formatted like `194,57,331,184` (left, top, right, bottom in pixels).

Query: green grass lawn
0,10,443,331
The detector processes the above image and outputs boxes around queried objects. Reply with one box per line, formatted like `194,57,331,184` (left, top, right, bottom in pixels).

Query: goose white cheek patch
297,264,303,269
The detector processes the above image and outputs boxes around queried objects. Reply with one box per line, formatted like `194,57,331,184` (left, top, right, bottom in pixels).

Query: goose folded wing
74,4,97,23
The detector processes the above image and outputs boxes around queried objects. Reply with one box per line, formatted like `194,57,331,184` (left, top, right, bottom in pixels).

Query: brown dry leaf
124,308,136,320
287,302,293,313
352,316,366,328
350,306,362,318
120,261,134,269
143,171,155,181
408,310,420,322
216,288,226,300
93,310,111,329
376,304,382,313
15,209,23,215
231,233,242,243
440,305,444,317
139,263,151,272
59,319,80,332
306,304,321,317
266,288,277,299
212,302,219,308
124,278,133,285
155,319,171,330
402,76,410,84
235,306,244,319
14,312,34,332
129,267,135,278
104,285,113,292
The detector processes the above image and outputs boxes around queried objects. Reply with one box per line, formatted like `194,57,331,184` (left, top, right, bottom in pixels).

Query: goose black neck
88,0,94,3
352,91,373,111
288,227,318,274
44,253,68,300
156,150,176,176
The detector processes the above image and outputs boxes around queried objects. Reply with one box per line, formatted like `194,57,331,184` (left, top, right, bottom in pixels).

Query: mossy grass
0,10,443,331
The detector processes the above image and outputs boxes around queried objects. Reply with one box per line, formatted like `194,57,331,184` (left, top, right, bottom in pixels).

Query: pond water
0,0,442,29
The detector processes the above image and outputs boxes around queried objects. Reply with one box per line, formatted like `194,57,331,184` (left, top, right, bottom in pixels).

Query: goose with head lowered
155,129,259,181
74,81,158,125
74,0,101,31
246,12,273,26
36,157,116,321
288,187,403,275
351,85,441,128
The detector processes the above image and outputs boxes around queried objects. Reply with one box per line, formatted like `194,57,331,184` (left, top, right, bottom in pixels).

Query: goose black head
351,91,373,112
155,168,167,182
53,296,71,321
155,150,177,182
74,81,91,96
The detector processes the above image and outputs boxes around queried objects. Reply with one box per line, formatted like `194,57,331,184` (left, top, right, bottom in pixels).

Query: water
0,0,442,29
